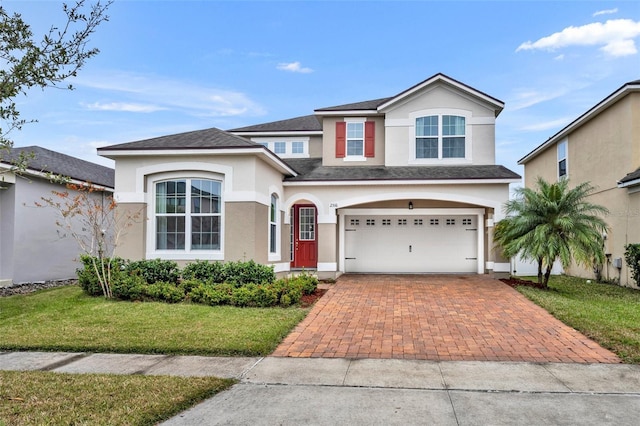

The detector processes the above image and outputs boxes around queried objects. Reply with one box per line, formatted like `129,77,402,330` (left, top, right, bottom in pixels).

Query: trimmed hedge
77,258,317,308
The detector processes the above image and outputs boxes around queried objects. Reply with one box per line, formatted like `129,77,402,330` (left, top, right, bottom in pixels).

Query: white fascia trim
315,110,379,116
341,207,485,216
284,178,521,186
232,131,322,137
101,148,297,177
272,262,290,273
317,262,337,272
377,75,504,112
618,178,640,188
136,162,234,196
0,166,113,191
519,83,640,165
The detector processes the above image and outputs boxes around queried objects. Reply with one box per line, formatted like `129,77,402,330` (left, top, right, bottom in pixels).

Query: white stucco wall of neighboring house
1,176,109,285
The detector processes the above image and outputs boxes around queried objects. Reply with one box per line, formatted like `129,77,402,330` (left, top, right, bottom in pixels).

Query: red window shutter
335,121,346,158
364,121,375,158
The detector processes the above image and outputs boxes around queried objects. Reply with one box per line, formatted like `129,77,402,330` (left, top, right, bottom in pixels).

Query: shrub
111,274,146,301
188,283,234,306
292,272,318,295
231,284,259,307
76,255,125,296
142,282,184,303
624,244,640,286
126,259,180,284
223,260,275,286
178,279,203,294
182,260,225,283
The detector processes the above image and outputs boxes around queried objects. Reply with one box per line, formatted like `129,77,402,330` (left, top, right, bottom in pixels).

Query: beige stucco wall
114,203,146,261
523,92,640,286
111,153,289,269
383,84,497,166
309,135,323,158
321,116,385,166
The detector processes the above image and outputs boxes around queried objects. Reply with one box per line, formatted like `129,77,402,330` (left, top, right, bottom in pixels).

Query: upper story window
416,115,466,159
252,137,309,158
155,178,221,252
346,122,364,156
557,140,567,180
336,119,375,160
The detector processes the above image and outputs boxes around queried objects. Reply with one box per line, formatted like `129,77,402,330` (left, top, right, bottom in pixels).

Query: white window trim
268,193,281,261
146,171,224,261
408,109,472,165
344,117,366,161
557,139,568,181
252,137,310,158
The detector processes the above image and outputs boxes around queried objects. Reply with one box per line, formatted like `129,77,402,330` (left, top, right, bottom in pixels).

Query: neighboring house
0,146,114,286
98,73,520,278
519,79,640,287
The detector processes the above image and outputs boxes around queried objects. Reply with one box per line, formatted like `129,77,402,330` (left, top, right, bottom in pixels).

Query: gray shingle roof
99,127,258,151
2,146,114,188
283,158,520,182
229,115,322,133
619,168,640,184
315,97,393,112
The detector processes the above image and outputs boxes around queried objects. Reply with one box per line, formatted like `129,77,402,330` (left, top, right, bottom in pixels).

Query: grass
517,275,640,364
0,285,308,356
0,370,234,425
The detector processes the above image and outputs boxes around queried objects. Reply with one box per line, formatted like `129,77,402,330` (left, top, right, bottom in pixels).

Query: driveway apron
273,274,620,363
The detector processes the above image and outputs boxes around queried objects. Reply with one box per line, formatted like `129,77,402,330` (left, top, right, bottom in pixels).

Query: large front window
416,115,466,159
155,179,221,251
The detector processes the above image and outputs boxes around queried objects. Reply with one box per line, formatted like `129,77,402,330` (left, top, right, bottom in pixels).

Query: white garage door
344,215,478,273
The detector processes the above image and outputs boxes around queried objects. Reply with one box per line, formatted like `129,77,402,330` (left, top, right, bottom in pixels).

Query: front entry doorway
291,204,317,269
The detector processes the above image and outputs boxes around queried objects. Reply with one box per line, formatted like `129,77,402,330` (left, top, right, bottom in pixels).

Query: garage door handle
345,257,356,260
346,229,356,232
466,257,477,260
466,228,478,231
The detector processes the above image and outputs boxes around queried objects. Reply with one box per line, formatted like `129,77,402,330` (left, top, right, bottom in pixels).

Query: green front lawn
0,370,234,425
0,285,308,356
517,275,640,363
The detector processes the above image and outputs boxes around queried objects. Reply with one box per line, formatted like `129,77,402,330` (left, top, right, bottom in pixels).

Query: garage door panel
345,215,477,273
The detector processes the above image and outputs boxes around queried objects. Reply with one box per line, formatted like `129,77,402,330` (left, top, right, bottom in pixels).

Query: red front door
291,205,317,268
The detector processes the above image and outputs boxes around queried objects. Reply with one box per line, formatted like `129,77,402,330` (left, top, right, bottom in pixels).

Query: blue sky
6,0,640,178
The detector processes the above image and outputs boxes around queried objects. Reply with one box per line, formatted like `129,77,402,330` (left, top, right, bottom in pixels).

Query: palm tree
495,178,609,288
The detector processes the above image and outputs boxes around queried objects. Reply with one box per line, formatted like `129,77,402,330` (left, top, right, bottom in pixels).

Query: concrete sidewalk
2,352,640,425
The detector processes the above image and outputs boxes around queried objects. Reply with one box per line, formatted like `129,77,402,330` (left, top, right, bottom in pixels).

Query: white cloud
593,8,618,17
509,88,568,111
516,19,640,58
520,117,573,132
75,71,266,117
554,54,565,61
83,102,166,113
276,61,313,73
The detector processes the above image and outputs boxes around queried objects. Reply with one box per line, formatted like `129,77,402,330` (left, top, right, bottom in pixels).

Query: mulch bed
499,277,548,290
300,288,327,307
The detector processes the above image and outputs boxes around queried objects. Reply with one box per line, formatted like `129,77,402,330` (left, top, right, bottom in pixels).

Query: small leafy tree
495,178,609,288
624,244,640,286
37,183,140,298
1,0,111,173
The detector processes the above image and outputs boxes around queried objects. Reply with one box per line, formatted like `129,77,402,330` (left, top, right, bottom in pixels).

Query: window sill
343,156,367,162
146,251,224,261
268,253,281,262
408,158,471,165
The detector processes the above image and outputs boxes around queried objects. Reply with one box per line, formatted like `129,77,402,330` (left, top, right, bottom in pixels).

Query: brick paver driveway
273,274,620,363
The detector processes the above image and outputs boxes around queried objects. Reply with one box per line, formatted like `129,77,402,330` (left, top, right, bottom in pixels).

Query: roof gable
377,73,504,116
519,79,640,165
2,146,114,188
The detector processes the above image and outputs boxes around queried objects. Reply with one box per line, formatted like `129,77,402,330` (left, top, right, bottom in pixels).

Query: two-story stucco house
519,79,640,287
98,73,520,278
